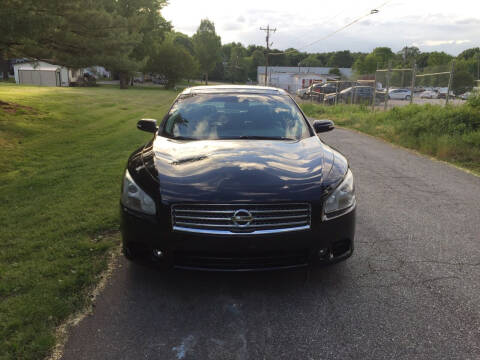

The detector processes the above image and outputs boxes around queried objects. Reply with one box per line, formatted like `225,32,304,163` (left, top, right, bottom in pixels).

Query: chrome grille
171,203,311,235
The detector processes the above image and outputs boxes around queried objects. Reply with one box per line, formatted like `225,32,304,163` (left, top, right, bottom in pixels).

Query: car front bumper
120,205,355,271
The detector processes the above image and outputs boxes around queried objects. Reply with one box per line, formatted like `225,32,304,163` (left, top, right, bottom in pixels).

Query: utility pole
401,46,407,87
410,62,417,105
384,60,392,111
260,25,276,86
446,60,455,106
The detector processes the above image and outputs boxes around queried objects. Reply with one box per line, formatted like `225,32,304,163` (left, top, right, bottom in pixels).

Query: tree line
1,0,478,91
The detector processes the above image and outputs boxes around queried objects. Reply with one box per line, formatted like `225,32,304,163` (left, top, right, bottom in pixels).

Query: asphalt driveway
61,128,480,360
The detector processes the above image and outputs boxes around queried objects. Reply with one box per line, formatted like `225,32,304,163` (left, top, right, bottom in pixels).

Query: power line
269,0,393,56
277,6,358,52
260,25,276,85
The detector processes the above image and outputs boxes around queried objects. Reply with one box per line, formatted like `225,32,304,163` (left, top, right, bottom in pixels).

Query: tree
222,43,248,83
353,47,394,75
284,48,306,67
268,49,288,66
247,49,265,80
329,68,341,77
226,46,248,83
192,19,221,84
299,54,323,67
328,50,354,68
145,36,197,88
372,47,395,67
427,51,453,67
452,70,475,94
397,46,420,65
1,0,136,68
0,59,9,81
172,32,194,55
353,54,377,74
457,47,480,60
0,0,170,89
416,53,430,69
452,60,476,94
109,0,171,88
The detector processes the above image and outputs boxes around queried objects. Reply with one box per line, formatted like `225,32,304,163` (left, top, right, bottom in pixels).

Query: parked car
437,90,455,99
324,86,384,105
306,83,337,95
296,87,309,99
120,85,356,271
388,89,412,100
152,76,168,85
459,92,473,100
304,84,327,102
317,83,337,94
419,90,438,99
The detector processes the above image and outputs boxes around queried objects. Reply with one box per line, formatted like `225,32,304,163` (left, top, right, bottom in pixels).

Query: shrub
300,102,480,174
467,92,480,109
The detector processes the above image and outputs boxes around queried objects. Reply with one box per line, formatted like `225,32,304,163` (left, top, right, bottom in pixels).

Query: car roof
181,85,287,95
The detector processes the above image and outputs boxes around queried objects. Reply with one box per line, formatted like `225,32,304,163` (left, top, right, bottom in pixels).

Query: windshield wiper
223,135,296,140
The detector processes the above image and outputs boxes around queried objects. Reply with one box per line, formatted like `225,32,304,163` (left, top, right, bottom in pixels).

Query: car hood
147,136,337,204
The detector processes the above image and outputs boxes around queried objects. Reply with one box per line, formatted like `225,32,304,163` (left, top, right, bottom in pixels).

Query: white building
257,66,353,93
13,61,84,86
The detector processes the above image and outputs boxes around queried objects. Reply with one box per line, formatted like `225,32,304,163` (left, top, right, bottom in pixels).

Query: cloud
223,23,243,31
163,0,480,55
455,18,480,26
417,39,471,47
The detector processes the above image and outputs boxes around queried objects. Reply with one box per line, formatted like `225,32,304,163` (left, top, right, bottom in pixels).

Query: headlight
121,170,156,215
323,169,355,220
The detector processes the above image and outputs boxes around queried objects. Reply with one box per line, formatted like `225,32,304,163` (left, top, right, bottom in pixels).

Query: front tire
123,245,136,261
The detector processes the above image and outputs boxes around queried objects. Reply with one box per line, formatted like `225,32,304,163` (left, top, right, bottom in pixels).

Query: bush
467,92,480,108
300,103,480,174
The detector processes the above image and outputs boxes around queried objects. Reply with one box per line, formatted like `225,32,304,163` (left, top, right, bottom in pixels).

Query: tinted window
163,94,311,140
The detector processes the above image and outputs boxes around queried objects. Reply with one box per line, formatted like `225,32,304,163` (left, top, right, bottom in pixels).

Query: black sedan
120,85,356,271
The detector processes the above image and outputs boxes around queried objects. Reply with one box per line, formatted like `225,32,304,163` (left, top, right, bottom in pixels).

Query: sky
162,0,480,55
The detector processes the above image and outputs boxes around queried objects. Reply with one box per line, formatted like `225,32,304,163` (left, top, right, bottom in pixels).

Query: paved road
62,128,480,360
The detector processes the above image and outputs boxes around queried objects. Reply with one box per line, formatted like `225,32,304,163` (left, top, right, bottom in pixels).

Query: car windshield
162,93,311,140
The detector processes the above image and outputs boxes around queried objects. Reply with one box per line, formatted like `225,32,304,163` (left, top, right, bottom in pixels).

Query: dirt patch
0,100,36,114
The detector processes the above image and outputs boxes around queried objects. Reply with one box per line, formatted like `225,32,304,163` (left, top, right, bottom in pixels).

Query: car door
390,90,400,99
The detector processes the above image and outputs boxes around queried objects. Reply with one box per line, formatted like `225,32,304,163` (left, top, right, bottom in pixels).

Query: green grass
0,83,178,359
301,102,480,175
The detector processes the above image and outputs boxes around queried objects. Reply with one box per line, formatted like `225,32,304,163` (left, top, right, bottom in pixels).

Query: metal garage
18,69,60,86
13,61,73,87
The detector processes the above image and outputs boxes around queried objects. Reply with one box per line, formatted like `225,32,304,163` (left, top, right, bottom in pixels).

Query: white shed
13,61,83,87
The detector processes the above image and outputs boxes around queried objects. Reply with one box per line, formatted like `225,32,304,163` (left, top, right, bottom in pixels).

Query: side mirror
137,118,158,133
313,119,334,133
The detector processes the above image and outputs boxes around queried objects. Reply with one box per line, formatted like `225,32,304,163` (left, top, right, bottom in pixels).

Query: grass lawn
301,103,480,175
0,83,178,359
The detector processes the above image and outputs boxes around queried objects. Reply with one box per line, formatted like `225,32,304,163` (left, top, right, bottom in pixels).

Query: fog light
153,249,164,258
318,248,328,257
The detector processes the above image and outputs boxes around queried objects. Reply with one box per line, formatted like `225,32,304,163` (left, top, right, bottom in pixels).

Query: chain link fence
296,61,473,110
